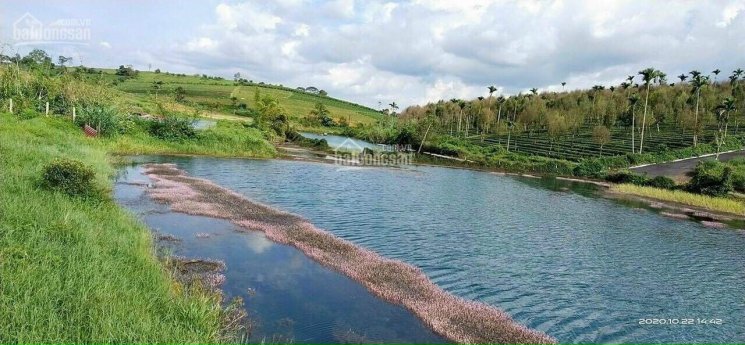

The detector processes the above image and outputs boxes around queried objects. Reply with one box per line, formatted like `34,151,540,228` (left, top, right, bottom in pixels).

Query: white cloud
157,0,745,109
99,41,111,49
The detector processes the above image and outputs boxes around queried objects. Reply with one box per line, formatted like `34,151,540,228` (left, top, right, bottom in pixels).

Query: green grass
0,113,232,342
107,120,276,158
89,69,382,126
612,183,745,215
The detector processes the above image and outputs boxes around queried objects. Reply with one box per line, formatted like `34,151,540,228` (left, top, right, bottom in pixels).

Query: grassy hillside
87,69,382,126
0,113,228,342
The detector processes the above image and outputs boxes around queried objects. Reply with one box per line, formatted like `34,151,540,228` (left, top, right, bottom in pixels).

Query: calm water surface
115,166,446,344
124,156,745,343
298,132,382,152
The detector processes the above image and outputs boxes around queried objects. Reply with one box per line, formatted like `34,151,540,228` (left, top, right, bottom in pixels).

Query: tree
714,97,736,158
233,72,241,81
637,67,665,153
628,94,640,153
309,102,333,126
318,89,328,96
389,101,399,115
487,85,497,98
678,74,688,82
174,86,187,103
57,56,72,67
690,72,710,147
712,69,721,83
561,81,566,90
592,125,611,156
151,80,164,100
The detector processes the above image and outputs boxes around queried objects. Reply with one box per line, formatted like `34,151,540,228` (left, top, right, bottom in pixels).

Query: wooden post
45,102,49,116
72,106,76,122
9,98,13,113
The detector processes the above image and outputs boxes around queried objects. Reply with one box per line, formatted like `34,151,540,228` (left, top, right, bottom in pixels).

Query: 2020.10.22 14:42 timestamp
638,318,723,325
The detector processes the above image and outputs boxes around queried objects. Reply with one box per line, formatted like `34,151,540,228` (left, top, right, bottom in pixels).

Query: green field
89,69,382,126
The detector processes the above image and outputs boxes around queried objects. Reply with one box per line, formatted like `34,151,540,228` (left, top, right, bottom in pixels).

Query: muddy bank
143,163,555,344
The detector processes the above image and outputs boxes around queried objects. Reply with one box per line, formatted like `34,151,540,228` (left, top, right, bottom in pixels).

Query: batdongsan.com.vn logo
332,138,413,167
13,13,91,45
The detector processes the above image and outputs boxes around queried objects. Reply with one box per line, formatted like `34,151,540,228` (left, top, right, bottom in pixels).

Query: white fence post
45,102,49,116
9,98,13,113
72,106,76,122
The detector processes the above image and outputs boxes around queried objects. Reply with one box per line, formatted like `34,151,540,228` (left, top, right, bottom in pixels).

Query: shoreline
142,163,556,344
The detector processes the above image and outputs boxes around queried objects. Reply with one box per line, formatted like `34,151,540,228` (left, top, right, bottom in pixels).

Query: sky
1,0,744,109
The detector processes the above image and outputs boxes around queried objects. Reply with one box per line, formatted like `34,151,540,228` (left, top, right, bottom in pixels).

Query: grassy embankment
612,183,745,215
0,112,264,342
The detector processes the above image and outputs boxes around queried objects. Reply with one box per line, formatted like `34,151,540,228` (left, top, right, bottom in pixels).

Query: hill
86,68,382,126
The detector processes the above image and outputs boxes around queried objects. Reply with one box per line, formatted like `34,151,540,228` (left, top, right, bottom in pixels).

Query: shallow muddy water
120,156,745,343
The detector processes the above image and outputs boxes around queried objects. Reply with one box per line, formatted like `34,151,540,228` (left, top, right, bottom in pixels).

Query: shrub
18,108,39,120
573,159,605,177
75,105,121,136
686,160,733,196
605,171,648,185
41,159,96,197
148,116,196,141
645,176,677,190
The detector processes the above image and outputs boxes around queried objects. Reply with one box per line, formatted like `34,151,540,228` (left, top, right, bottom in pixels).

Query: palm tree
495,95,505,135
678,74,688,83
690,73,710,146
714,97,736,158
712,69,721,83
561,82,566,91
628,94,640,153
637,68,665,153
389,101,398,114
530,88,538,96
627,75,635,83
487,85,497,98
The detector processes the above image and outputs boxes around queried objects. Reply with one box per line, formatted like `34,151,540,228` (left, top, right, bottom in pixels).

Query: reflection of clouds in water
244,232,273,254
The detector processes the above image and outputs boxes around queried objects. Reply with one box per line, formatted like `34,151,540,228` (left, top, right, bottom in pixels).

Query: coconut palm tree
561,81,566,90
530,87,538,96
712,69,721,83
678,74,688,83
637,67,665,153
690,73,710,147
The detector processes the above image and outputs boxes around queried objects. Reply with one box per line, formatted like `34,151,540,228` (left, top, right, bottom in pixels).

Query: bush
18,108,39,120
75,105,121,136
605,171,648,185
645,176,677,190
148,116,196,141
573,159,605,177
686,160,733,196
41,159,96,197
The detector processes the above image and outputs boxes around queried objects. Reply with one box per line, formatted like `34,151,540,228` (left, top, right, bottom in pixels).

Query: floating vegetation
144,163,555,344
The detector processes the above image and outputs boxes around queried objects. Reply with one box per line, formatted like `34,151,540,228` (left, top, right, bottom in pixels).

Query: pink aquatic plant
143,164,556,344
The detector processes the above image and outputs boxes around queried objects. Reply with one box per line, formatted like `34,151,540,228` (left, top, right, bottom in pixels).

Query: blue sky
2,1,744,109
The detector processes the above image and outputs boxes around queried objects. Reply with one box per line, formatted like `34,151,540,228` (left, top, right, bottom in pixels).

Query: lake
298,132,384,152
119,156,745,344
